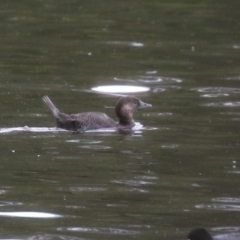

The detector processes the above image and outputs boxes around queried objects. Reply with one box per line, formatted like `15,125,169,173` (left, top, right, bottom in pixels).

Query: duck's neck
116,104,136,127
118,119,135,128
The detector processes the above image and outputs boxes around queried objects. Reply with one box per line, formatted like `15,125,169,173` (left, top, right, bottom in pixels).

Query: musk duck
42,96,152,131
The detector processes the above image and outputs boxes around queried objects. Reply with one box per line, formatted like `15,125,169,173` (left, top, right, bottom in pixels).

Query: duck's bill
138,101,152,109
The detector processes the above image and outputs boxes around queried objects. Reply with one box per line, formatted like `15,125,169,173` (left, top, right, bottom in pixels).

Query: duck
42,95,152,131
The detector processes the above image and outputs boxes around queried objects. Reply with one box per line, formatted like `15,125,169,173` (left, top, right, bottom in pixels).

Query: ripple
201,93,229,98
192,87,240,96
66,139,81,143
143,112,172,117
0,211,61,218
18,113,48,117
212,197,240,203
69,187,107,193
229,170,240,174
0,127,67,134
191,183,201,187
233,45,240,49
85,128,116,134
193,87,235,93
106,41,144,48
66,205,86,209
0,238,22,240
220,111,240,116
203,102,240,107
126,188,149,193
135,175,159,180
58,227,140,235
91,85,150,93
106,204,127,207
132,122,144,131
161,144,179,149
152,87,166,93
144,126,168,131
195,204,240,211
80,145,111,150
138,76,182,84
113,76,182,84
139,77,163,83
28,234,85,240
129,42,144,47
212,226,240,233
146,70,157,74
226,76,240,81
211,228,240,240
112,179,155,186
0,201,22,207
66,140,102,144
214,233,240,240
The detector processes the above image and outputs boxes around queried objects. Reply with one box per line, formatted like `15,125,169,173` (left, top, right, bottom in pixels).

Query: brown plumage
42,95,152,131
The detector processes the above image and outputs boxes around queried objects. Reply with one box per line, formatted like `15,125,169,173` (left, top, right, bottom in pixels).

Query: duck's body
42,96,151,131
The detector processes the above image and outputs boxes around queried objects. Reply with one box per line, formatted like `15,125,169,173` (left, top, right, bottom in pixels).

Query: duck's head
115,96,152,126
187,228,213,240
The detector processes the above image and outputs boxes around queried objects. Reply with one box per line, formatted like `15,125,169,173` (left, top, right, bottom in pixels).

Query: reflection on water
57,226,140,236
196,197,240,212
106,41,144,47
0,122,150,137
143,112,173,116
196,204,240,211
192,87,240,98
112,179,155,187
138,76,182,84
211,226,240,240
227,76,240,81
68,187,107,193
113,76,182,84
0,201,22,207
0,127,67,134
27,235,85,240
80,145,112,150
192,87,240,94
203,101,240,107
28,235,85,240
161,144,179,149
91,85,150,93
0,211,61,218
212,198,240,203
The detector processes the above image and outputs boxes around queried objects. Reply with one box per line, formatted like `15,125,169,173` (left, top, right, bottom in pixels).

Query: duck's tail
42,96,59,118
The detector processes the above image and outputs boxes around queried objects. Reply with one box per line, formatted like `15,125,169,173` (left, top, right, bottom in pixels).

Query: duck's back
57,111,117,131
42,96,117,131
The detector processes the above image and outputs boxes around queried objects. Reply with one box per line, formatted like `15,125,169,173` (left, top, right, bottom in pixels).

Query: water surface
0,1,240,239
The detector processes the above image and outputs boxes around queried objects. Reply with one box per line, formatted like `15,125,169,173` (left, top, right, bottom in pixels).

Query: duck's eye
130,102,138,109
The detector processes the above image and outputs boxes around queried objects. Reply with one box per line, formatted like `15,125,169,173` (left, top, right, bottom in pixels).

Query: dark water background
0,1,240,239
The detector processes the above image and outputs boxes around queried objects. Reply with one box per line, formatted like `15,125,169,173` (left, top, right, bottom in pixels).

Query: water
0,1,240,239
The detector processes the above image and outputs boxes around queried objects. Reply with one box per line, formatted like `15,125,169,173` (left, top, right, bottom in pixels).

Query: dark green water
0,1,240,239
